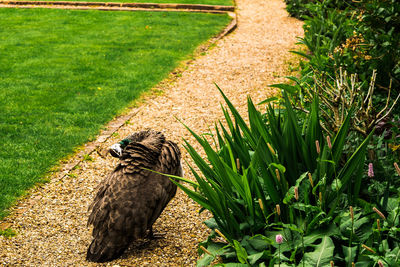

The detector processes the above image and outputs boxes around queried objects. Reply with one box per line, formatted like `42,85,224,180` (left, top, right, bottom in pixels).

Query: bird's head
108,138,130,158
108,130,165,158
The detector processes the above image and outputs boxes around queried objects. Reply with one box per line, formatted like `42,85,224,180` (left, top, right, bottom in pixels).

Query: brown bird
87,130,182,262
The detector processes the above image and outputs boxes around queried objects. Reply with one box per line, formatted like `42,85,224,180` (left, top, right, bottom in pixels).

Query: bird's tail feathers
86,236,126,263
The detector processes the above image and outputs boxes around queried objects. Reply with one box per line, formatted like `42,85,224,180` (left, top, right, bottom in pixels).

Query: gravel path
0,0,302,265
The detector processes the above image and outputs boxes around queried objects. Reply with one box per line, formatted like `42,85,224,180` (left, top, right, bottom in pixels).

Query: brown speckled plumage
87,130,182,262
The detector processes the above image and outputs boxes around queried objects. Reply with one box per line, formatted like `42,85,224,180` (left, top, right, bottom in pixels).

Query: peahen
86,130,182,262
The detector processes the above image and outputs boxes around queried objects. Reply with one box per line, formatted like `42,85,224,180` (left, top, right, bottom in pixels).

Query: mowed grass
0,8,230,219
26,0,234,6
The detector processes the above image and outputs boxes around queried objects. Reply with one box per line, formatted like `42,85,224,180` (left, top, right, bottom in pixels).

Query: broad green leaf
196,254,214,267
269,83,298,95
303,227,338,246
222,264,248,267
269,163,286,174
342,245,357,265
197,242,229,267
248,235,273,250
248,251,267,265
306,211,328,233
203,218,218,230
301,236,334,267
233,240,249,264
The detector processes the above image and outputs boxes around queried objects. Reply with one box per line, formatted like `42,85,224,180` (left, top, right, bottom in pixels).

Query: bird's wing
87,139,161,233
86,135,181,262
146,140,182,228
87,167,153,262
89,140,181,236
158,140,182,175
86,141,162,262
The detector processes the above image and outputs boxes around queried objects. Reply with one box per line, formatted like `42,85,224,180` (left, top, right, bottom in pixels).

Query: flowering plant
170,88,400,265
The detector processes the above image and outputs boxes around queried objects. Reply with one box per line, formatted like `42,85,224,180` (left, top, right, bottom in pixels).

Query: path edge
0,0,235,12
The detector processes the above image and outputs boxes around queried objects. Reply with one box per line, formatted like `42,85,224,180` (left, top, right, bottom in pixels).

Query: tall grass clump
172,87,400,266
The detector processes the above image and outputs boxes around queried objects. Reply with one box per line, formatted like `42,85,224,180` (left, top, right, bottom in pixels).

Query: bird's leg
146,227,165,240
147,227,154,239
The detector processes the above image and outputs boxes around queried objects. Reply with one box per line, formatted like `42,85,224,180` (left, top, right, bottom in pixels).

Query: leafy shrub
357,0,400,89
271,69,400,138
285,0,355,20
292,6,355,74
288,0,400,100
172,88,400,266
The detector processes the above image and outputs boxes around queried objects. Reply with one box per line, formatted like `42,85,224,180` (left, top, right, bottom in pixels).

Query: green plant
83,154,94,162
289,0,400,97
169,87,399,265
67,173,78,178
356,0,400,89
272,69,400,137
0,228,17,238
284,0,355,20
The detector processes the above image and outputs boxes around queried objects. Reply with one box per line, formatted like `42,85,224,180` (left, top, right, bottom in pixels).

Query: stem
278,244,281,267
302,234,305,267
295,198,305,267
377,220,382,251
328,147,339,201
348,217,354,267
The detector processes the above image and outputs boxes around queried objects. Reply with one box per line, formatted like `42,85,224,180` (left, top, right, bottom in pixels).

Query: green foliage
0,228,17,238
358,0,400,88
294,8,355,74
284,0,355,20
173,88,400,265
0,8,230,219
273,69,399,140
300,236,334,266
287,0,400,97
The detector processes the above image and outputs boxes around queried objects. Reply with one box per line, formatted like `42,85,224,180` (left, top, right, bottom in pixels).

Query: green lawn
0,8,230,219
26,0,234,6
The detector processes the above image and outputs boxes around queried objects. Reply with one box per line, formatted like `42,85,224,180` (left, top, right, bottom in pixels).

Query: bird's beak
109,143,122,158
